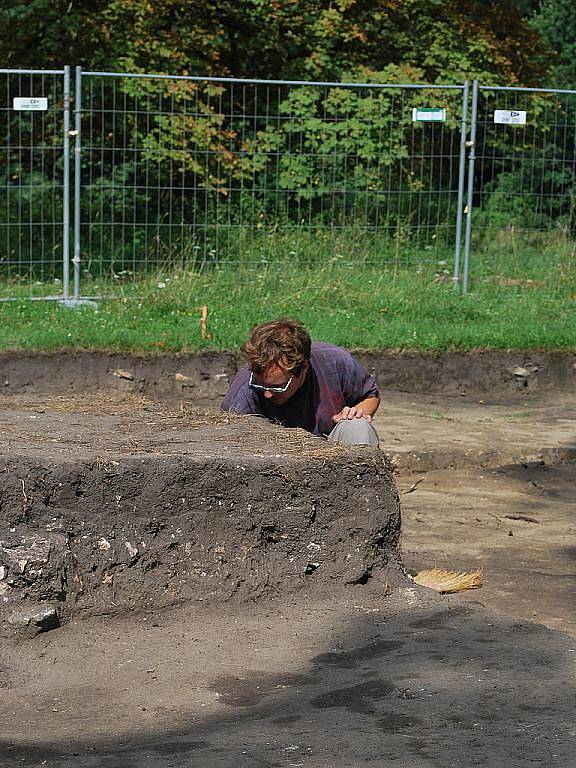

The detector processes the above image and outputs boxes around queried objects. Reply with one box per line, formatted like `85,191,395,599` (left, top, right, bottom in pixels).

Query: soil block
0,399,401,636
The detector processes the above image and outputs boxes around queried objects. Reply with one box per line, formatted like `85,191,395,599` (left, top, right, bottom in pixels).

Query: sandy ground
0,384,575,766
374,392,576,638
376,390,576,471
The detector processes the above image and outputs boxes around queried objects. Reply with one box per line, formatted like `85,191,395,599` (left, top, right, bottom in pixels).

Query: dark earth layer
0,401,401,638
2,349,575,404
0,596,575,767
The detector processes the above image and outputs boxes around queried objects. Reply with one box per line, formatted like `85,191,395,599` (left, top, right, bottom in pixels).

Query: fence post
62,66,71,302
462,80,479,294
453,80,469,289
73,66,82,302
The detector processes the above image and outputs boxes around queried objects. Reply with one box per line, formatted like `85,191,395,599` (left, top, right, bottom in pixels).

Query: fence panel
74,72,467,294
4,70,575,300
0,68,70,300
465,84,576,290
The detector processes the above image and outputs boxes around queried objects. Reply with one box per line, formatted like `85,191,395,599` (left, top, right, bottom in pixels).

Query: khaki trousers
327,419,379,447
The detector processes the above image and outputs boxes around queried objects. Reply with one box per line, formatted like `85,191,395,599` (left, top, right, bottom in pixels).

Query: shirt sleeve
221,368,263,414
339,352,379,406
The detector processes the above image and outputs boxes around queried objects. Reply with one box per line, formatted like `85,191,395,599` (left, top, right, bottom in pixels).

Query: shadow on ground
1,604,574,767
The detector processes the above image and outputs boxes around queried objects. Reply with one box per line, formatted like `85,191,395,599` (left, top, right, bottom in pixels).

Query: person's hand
332,406,372,423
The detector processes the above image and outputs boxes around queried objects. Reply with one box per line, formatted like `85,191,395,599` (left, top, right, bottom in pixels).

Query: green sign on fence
412,107,446,123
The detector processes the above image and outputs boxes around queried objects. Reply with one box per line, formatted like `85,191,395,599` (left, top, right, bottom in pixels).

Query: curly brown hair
241,319,311,373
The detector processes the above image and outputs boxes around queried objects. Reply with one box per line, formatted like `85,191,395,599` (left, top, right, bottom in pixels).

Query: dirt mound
0,400,401,638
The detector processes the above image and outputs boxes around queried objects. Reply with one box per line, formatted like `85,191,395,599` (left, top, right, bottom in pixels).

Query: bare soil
0,398,400,631
0,351,575,767
2,348,575,402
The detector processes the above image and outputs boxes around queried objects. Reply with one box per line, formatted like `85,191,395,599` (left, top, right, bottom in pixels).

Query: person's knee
328,419,379,447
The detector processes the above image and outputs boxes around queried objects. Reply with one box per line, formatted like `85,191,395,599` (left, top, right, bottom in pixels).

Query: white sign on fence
13,97,48,111
412,107,446,123
494,109,526,125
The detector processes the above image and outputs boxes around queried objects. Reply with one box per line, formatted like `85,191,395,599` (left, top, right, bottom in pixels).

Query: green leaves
531,0,576,88
1,0,552,86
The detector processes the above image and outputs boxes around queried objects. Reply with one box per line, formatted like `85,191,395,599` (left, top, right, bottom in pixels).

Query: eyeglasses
248,371,293,393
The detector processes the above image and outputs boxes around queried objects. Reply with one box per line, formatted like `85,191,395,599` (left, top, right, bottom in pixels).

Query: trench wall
0,443,400,637
2,350,575,404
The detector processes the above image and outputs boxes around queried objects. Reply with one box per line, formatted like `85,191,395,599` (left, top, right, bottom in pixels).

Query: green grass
504,411,535,421
1,249,575,352
428,410,450,420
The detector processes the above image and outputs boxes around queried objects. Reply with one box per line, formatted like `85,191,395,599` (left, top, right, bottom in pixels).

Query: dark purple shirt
221,342,379,436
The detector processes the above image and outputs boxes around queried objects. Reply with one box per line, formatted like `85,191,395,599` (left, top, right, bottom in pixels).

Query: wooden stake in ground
412,568,482,594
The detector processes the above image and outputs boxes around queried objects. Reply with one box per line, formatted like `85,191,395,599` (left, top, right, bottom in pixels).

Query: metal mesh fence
465,84,576,288
0,68,69,299
76,72,467,290
3,69,575,300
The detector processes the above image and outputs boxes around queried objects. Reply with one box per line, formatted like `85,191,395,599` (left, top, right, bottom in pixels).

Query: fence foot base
59,299,99,310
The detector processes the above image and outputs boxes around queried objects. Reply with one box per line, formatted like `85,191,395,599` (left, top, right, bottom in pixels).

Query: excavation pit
0,395,401,637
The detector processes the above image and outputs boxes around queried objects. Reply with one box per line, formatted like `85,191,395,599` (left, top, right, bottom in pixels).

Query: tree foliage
2,0,573,281
1,0,551,86
531,0,576,88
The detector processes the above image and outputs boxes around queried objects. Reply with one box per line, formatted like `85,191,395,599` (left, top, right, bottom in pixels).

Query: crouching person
221,319,380,447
